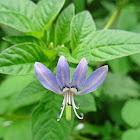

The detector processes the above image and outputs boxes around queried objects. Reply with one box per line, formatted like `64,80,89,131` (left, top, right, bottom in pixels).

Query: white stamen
68,90,71,105
67,91,69,105
71,93,83,120
57,94,66,121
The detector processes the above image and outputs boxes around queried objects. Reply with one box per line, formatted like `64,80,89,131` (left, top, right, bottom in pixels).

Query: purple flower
34,56,108,121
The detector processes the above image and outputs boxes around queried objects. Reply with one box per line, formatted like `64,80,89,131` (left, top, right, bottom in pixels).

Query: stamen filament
71,93,83,120
57,94,66,121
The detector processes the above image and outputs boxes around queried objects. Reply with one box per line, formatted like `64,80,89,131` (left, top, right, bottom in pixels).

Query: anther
57,115,60,121
80,113,84,117
78,103,80,107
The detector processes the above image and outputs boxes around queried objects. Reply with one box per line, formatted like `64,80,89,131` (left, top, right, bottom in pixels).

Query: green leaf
71,11,96,50
3,36,46,49
58,46,91,63
121,99,140,127
90,30,140,61
0,0,36,19
0,75,33,99
102,73,140,100
0,11,36,32
33,0,65,32
0,43,53,75
122,128,140,140
55,4,74,46
108,57,131,75
57,46,79,63
1,120,32,140
32,91,74,140
74,94,96,113
15,80,46,108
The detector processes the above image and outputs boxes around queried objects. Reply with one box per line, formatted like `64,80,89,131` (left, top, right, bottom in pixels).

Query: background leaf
90,30,140,61
15,80,46,108
55,4,74,46
0,75,33,99
33,0,65,32
102,73,140,100
0,0,36,19
0,11,36,32
121,99,140,127
71,11,96,50
0,43,53,75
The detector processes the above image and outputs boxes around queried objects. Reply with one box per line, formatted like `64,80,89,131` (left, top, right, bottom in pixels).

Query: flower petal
34,62,62,94
71,57,87,90
77,65,108,95
56,56,70,90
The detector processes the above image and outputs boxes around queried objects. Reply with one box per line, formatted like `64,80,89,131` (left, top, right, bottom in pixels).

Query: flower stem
0,114,30,120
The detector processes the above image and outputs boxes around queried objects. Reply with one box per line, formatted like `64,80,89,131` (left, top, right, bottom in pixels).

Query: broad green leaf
55,4,74,46
1,120,32,140
33,0,65,32
108,57,131,75
102,73,140,100
71,11,96,50
74,94,96,113
122,128,140,140
0,43,53,75
0,75,33,99
90,30,140,61
15,80,46,108
121,99,140,127
130,53,140,66
3,36,46,49
0,0,36,19
32,91,74,140
0,11,36,32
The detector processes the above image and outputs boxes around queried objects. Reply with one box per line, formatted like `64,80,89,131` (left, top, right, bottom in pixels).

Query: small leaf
102,73,140,100
0,43,53,75
32,91,74,140
0,11,36,32
71,11,96,50
55,4,75,46
121,99,140,127
90,30,140,61
33,0,65,32
15,80,46,108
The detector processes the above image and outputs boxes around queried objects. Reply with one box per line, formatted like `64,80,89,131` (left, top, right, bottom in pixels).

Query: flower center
57,87,84,121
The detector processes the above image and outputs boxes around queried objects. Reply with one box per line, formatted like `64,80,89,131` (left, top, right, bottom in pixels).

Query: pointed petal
34,62,61,94
77,65,108,95
56,56,70,90
71,58,87,90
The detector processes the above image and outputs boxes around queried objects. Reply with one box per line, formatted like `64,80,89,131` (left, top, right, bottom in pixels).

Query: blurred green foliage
0,0,140,140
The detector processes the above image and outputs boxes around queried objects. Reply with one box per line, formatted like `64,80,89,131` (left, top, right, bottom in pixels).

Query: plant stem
104,0,126,30
0,114,31,120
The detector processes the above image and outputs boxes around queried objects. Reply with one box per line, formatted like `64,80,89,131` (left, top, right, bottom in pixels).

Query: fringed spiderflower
34,56,108,121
